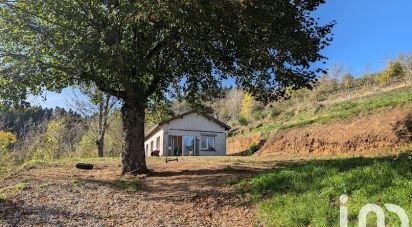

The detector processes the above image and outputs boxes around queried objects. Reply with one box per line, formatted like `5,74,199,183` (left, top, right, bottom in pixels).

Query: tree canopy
0,0,334,103
0,0,334,174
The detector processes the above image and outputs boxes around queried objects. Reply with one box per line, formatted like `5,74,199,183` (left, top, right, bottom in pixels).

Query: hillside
227,86,412,157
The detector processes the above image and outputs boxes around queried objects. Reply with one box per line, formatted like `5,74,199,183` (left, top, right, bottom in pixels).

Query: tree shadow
1,200,106,226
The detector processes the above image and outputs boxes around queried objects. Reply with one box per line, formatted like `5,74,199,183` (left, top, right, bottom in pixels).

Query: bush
247,143,259,155
0,194,6,202
238,116,248,126
253,111,266,121
270,108,282,119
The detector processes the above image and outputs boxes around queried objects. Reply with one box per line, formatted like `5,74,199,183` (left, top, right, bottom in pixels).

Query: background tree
145,98,174,132
213,88,244,124
0,0,334,174
68,87,118,157
311,74,338,102
398,54,412,83
377,61,405,86
0,131,16,178
240,93,254,120
342,73,354,96
0,131,16,154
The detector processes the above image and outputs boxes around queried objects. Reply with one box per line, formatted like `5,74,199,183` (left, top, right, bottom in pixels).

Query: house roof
144,111,231,140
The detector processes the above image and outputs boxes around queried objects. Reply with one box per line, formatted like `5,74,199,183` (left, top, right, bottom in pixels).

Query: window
150,141,154,151
201,135,215,151
156,136,160,150
146,144,149,154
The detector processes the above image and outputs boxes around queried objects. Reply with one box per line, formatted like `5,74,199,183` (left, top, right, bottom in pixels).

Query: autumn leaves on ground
0,157,274,226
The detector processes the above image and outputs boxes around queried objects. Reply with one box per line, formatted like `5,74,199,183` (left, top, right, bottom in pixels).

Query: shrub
238,116,248,126
0,193,6,202
253,111,266,121
115,179,141,193
247,143,259,155
270,108,282,119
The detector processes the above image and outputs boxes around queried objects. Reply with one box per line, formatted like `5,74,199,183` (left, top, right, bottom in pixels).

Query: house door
183,136,196,156
167,136,182,156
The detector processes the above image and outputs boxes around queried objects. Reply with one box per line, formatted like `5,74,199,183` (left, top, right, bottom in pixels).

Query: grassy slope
240,88,412,225
239,152,412,226
253,87,412,134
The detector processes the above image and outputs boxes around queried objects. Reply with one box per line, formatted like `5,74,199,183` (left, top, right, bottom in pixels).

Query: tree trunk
96,138,104,157
96,95,110,158
121,100,148,175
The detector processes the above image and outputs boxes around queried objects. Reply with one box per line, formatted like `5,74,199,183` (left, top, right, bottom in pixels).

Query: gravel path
0,158,272,226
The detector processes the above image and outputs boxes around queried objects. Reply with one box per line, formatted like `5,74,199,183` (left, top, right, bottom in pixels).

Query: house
144,111,231,156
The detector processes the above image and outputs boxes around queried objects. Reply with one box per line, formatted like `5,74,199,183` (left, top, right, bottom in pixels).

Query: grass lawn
254,87,412,133
239,151,412,226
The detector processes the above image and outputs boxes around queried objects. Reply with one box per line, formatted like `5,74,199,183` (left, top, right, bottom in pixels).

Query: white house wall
163,113,224,132
144,129,164,156
162,114,227,156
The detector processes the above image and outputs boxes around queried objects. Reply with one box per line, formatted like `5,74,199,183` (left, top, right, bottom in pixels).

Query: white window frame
156,136,160,150
201,135,215,151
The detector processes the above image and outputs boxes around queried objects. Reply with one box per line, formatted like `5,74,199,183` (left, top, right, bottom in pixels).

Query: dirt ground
0,157,277,227
256,106,412,156
227,105,412,157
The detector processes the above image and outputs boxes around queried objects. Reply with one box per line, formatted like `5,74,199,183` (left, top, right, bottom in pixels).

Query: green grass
0,183,27,201
0,193,5,202
39,182,50,190
115,179,142,192
254,87,412,133
239,152,412,226
13,183,27,191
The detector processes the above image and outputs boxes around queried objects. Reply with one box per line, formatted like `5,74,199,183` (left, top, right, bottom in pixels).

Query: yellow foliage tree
0,131,16,178
0,131,17,154
32,118,67,161
240,93,254,119
376,61,405,86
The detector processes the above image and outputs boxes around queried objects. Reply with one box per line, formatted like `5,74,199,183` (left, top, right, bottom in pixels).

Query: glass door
183,136,195,156
167,136,182,156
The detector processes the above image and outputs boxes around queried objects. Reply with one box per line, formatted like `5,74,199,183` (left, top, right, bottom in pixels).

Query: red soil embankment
227,134,264,155
255,106,412,157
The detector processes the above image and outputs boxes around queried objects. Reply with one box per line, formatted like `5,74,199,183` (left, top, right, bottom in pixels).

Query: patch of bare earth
0,158,272,226
256,105,412,157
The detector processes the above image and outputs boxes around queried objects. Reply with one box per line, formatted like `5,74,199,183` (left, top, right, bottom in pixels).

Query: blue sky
316,0,412,75
36,0,412,109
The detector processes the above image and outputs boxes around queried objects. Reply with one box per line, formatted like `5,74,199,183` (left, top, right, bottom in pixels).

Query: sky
34,0,412,109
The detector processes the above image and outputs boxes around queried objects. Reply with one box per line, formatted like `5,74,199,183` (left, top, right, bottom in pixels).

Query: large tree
0,0,334,174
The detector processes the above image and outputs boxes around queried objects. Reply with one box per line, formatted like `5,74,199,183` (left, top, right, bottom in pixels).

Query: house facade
144,111,231,156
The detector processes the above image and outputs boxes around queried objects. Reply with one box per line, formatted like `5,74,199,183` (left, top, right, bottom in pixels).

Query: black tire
75,163,94,170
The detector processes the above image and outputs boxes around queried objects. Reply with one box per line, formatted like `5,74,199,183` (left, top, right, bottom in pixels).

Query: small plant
39,183,50,190
253,111,267,121
13,183,27,192
72,179,82,187
115,179,141,193
238,116,248,126
247,143,259,155
270,108,282,119
0,193,6,202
